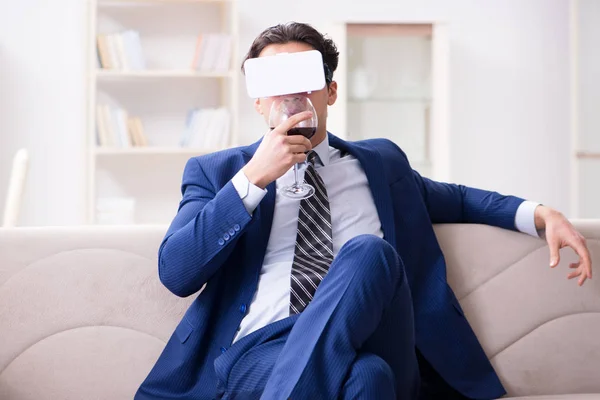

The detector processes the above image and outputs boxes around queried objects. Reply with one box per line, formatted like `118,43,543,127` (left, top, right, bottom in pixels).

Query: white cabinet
327,22,449,180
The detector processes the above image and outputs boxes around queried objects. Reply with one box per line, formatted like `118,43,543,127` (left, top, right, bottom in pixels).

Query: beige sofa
0,223,599,400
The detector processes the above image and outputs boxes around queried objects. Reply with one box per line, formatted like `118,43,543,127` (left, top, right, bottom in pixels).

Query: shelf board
94,147,223,156
95,69,234,79
98,0,231,5
348,97,431,103
576,152,600,159
347,24,433,37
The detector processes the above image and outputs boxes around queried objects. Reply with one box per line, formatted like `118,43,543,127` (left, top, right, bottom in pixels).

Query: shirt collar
311,135,330,166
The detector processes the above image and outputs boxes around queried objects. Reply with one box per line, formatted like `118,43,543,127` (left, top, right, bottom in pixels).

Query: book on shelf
96,104,148,148
128,117,148,147
190,34,232,72
97,30,146,71
181,107,231,150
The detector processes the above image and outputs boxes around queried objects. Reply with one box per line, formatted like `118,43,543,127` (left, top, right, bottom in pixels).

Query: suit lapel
328,134,397,249
241,133,397,249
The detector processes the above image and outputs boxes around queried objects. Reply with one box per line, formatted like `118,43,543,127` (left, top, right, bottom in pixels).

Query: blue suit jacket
136,133,525,400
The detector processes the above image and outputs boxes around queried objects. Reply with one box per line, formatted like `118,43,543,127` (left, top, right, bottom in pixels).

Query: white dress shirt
231,136,539,343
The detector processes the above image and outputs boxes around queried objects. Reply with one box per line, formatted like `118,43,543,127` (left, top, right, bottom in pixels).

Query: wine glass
268,95,318,200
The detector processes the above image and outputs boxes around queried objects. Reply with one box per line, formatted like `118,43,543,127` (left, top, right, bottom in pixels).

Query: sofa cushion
1,223,599,400
435,222,600,397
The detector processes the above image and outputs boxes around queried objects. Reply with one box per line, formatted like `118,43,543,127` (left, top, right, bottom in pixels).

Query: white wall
238,0,572,213
0,0,88,226
0,0,572,225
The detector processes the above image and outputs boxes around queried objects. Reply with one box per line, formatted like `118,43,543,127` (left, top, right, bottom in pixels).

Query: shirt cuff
231,169,267,215
515,200,541,238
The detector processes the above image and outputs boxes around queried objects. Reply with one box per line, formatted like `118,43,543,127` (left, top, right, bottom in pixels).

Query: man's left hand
535,205,592,286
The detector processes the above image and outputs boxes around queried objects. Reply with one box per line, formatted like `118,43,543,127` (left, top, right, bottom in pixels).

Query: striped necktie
290,151,333,314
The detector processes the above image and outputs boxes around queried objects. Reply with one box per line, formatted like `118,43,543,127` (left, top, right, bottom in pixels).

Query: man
136,22,592,400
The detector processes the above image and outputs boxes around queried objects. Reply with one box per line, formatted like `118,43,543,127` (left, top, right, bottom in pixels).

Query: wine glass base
280,184,315,200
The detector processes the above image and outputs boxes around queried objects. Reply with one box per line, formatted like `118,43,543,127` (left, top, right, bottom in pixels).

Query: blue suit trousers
213,234,420,400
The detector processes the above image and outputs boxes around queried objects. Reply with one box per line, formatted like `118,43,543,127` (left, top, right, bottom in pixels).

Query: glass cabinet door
346,24,432,174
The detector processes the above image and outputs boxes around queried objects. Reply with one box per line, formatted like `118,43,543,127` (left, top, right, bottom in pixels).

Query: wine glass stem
293,163,301,186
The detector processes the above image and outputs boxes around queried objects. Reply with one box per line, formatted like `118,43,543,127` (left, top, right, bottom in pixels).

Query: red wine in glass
268,96,318,200
269,127,316,139
288,127,316,139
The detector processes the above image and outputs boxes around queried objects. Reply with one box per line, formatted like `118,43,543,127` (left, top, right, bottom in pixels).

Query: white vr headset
243,50,330,99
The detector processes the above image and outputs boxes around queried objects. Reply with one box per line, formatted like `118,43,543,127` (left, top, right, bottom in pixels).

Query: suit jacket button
224,233,230,240
240,304,247,314
229,228,235,236
220,347,226,354
218,238,225,246
234,224,240,231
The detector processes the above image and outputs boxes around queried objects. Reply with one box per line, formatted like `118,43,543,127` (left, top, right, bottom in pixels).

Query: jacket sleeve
157,157,253,297
411,169,525,230
386,139,526,230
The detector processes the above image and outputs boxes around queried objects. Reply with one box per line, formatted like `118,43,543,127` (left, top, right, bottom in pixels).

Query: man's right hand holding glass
242,110,313,190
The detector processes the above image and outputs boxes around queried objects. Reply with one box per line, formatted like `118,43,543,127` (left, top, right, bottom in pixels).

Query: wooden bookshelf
576,152,600,159
98,0,232,5
94,147,223,156
86,0,239,225
95,69,234,79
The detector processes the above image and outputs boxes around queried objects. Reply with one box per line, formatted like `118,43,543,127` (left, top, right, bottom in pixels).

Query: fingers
576,266,589,286
269,130,311,152
568,269,582,280
567,260,590,286
572,238,592,280
288,144,311,154
567,263,590,286
583,251,592,280
544,219,592,286
273,111,314,135
287,135,312,151
293,153,307,164
549,241,560,268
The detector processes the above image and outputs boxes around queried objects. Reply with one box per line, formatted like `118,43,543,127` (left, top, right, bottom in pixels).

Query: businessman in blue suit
136,22,592,400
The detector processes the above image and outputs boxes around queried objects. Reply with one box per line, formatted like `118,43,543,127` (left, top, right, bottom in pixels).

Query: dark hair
241,22,339,83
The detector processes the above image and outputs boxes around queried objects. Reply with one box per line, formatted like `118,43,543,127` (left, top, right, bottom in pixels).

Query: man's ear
327,81,338,106
254,98,263,115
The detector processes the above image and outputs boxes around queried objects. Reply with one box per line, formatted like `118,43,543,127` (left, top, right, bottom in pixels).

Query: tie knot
307,151,321,166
